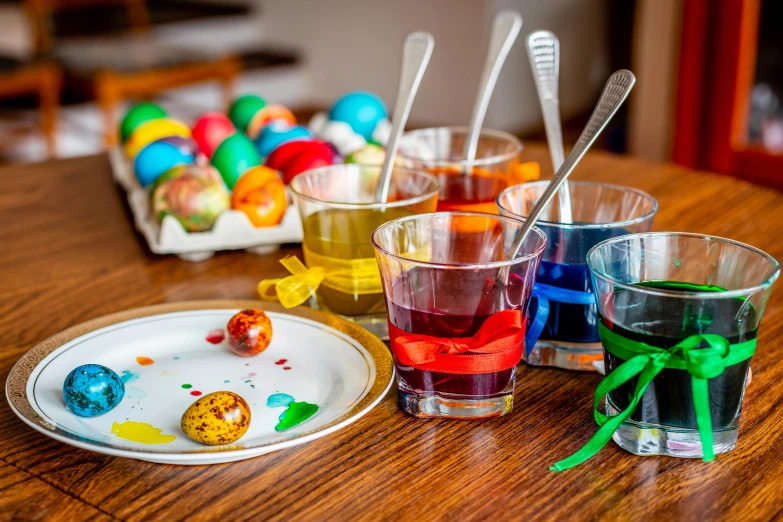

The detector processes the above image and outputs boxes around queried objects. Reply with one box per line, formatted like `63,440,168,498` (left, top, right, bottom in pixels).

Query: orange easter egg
231,166,287,227
246,105,297,139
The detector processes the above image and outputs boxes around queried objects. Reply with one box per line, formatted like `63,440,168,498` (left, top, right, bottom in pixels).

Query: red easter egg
266,140,334,184
192,112,236,159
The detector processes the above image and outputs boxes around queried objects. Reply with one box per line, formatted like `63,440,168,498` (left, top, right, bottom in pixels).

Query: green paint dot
181,384,192,389
224,379,230,383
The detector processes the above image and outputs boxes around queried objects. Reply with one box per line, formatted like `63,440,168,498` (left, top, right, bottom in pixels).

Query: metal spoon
375,31,435,203
463,10,523,170
505,70,636,266
527,30,572,223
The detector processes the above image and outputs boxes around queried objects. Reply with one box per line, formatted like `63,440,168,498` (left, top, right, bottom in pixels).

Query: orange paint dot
136,356,154,366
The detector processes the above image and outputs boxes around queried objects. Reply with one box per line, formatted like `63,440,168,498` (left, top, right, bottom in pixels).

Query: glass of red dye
397,127,531,213
372,212,547,418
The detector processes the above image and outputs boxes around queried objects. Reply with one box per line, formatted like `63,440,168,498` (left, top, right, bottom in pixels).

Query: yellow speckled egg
181,391,251,445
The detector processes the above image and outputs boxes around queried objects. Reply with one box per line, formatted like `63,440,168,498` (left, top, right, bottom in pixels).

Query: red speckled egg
265,140,334,184
226,309,273,357
192,112,236,158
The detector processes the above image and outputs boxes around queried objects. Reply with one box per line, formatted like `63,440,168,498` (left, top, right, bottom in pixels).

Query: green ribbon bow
551,322,756,472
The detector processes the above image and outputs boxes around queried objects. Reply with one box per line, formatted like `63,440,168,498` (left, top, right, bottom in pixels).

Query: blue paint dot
266,393,295,408
224,379,230,383
173,356,180,360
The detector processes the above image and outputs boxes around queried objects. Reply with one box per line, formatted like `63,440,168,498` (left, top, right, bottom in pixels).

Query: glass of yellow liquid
288,164,439,337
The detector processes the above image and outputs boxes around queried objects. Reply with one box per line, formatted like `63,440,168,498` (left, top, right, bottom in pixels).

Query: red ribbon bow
388,309,526,375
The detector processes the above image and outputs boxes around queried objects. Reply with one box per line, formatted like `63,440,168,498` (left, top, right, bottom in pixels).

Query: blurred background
0,0,779,190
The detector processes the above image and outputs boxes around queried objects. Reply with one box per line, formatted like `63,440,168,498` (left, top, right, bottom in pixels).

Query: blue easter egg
329,91,387,140
134,139,196,187
255,123,312,158
63,364,125,417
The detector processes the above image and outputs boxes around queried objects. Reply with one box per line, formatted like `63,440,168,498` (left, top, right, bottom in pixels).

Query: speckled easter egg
63,364,125,417
329,91,387,140
210,132,262,189
120,103,166,143
124,118,191,159
229,94,266,132
134,139,195,187
181,391,251,445
191,112,236,158
232,166,287,227
246,104,297,139
151,165,230,232
265,139,334,184
345,143,386,165
255,122,312,158
226,308,273,357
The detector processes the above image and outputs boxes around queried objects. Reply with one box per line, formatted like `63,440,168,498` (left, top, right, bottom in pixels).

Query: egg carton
109,147,303,262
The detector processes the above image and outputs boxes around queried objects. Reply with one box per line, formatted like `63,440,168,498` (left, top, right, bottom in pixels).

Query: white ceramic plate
6,301,393,465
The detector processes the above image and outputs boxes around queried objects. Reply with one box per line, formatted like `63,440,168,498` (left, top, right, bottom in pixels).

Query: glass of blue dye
497,180,657,370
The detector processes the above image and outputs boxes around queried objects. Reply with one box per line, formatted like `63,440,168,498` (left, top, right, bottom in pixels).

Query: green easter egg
346,143,386,165
120,103,167,143
229,95,267,133
210,132,262,189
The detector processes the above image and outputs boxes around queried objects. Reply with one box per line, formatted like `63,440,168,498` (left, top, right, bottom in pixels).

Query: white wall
256,0,610,134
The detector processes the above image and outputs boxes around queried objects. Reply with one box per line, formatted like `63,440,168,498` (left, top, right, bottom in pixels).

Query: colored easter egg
345,143,386,165
157,136,198,157
255,122,312,158
134,140,196,187
151,165,230,232
120,102,166,143
266,140,334,184
226,308,273,357
329,91,387,140
210,132,262,189
181,391,251,445
191,112,236,158
246,104,297,139
124,118,191,159
63,364,125,417
229,94,267,132
231,166,287,227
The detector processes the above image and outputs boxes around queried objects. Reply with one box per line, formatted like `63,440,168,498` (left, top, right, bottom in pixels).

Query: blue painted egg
329,91,387,140
63,364,125,417
255,122,312,158
134,139,196,188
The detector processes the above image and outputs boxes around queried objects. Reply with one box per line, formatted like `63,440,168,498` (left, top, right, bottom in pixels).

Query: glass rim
587,231,781,299
371,211,548,270
288,163,440,210
398,126,523,167
496,180,659,230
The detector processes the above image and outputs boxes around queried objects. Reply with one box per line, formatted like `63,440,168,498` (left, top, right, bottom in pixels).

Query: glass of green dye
289,164,439,338
587,232,779,459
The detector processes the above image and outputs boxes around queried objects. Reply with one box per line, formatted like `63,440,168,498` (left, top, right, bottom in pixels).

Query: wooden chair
25,0,241,147
0,59,61,158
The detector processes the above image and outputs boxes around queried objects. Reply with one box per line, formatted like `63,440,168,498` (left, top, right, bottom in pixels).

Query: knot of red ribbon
388,309,526,375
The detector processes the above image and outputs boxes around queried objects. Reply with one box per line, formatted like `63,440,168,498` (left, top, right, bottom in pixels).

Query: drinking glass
284,164,439,338
588,232,779,459
372,212,547,418
398,126,535,213
497,181,657,370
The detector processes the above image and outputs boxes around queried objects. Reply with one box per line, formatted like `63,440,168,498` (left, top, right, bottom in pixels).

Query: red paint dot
190,391,202,396
249,372,257,377
206,329,225,344
245,363,250,366
283,367,291,370
275,359,287,365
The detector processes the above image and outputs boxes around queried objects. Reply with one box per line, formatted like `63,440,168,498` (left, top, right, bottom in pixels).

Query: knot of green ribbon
551,322,756,472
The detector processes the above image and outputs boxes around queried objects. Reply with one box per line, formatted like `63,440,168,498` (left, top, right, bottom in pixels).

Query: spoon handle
526,30,571,223
375,31,435,203
508,70,636,259
464,10,523,167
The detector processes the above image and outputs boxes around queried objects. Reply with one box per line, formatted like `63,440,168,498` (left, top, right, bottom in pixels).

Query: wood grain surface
1,145,782,521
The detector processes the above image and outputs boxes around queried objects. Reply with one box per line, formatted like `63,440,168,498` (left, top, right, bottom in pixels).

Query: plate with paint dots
6,300,393,465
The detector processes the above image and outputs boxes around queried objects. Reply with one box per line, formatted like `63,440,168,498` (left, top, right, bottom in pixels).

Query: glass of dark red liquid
397,127,536,213
497,181,657,371
588,232,779,459
372,212,547,418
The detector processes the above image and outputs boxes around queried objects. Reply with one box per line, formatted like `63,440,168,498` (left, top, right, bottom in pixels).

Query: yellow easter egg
181,391,251,445
125,118,192,159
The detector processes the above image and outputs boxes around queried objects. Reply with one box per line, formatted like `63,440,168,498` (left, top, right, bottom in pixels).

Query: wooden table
1,144,781,521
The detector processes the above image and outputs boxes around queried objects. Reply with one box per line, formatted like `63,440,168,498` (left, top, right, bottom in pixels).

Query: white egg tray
109,148,303,262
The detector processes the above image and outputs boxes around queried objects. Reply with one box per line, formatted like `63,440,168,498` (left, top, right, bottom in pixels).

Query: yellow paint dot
111,421,176,444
